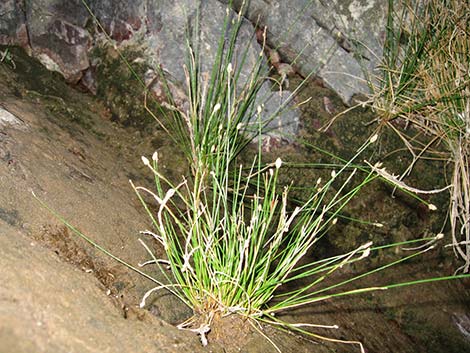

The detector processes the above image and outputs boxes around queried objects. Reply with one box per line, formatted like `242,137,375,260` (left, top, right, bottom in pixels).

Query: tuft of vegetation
34,1,470,352
0,47,16,69
363,0,469,272
124,2,468,351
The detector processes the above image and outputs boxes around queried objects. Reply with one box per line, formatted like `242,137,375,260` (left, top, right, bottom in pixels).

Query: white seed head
428,204,437,211
269,168,274,176
275,158,283,169
331,170,336,178
227,63,233,74
213,103,221,113
141,156,150,166
360,247,371,259
316,177,322,185
370,134,379,143
257,105,262,114
152,151,159,161
332,218,338,225
436,233,444,240
374,222,384,228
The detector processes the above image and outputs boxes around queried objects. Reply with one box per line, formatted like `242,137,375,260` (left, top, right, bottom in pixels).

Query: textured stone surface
89,0,146,42
0,0,28,47
0,0,385,126
25,0,91,83
91,0,300,139
225,0,386,104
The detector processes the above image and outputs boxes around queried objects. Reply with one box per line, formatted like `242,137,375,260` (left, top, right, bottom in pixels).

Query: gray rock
225,0,387,104
89,0,146,42
97,0,300,140
0,106,28,130
256,88,300,140
1,0,302,138
0,0,28,47
1,0,388,106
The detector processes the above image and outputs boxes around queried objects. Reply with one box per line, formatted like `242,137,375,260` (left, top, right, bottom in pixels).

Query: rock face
0,47,204,353
25,0,91,83
1,0,386,132
0,0,28,47
137,0,299,139
89,0,145,42
225,0,386,104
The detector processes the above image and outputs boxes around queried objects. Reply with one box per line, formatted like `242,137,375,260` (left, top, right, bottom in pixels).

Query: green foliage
128,3,468,351
33,2,470,352
0,47,16,69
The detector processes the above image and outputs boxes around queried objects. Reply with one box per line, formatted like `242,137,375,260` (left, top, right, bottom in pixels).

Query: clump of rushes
35,1,470,352
127,4,465,352
364,0,470,272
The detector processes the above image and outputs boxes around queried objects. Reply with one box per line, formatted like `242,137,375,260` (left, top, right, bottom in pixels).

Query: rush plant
123,3,464,351
34,1,470,352
364,0,470,272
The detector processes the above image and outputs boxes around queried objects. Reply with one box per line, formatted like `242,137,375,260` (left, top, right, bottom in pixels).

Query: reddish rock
30,20,90,83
